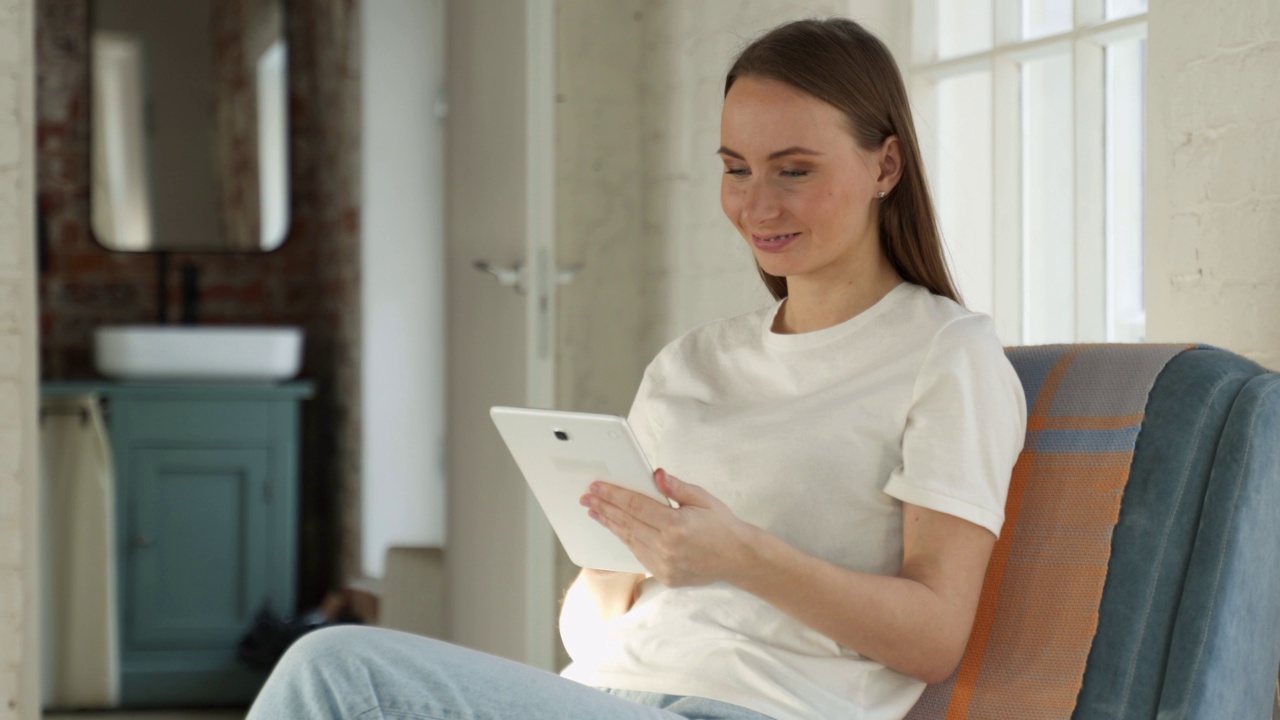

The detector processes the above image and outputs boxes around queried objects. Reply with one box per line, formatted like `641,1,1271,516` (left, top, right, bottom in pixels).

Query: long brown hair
725,18,961,304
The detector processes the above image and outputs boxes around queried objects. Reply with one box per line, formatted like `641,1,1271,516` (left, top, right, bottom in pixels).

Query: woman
248,17,1025,720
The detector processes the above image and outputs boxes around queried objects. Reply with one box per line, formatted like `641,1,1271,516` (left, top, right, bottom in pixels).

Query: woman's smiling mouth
751,231,802,252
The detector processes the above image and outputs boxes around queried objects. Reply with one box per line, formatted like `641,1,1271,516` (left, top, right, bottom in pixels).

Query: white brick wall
0,0,37,716
1146,0,1280,368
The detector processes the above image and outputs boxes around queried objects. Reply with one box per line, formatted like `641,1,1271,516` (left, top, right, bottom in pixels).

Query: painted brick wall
0,0,38,715
1146,0,1280,368
34,0,363,606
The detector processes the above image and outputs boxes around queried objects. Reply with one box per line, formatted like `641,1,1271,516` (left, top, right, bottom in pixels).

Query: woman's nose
742,178,781,224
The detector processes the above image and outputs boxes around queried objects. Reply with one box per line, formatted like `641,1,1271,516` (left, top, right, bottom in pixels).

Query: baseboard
348,547,445,639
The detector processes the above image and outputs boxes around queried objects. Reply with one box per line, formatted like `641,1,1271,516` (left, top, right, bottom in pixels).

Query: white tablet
489,406,672,573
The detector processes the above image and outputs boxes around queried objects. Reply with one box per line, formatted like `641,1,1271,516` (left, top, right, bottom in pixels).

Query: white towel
40,395,120,709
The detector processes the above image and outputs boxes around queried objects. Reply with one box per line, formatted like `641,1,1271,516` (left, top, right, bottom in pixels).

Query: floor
44,707,244,712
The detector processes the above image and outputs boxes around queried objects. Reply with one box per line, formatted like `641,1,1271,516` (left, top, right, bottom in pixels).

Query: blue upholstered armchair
909,345,1280,720
1076,347,1280,719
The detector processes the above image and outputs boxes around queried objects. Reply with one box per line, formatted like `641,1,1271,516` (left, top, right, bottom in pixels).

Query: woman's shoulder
897,284,1002,348
872,286,1010,386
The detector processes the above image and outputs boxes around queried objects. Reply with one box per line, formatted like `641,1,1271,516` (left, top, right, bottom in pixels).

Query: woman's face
719,76,895,285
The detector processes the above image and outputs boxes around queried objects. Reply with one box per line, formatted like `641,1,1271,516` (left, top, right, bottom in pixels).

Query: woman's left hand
582,469,757,588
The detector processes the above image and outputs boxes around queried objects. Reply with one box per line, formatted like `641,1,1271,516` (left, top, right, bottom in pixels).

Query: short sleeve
882,314,1027,538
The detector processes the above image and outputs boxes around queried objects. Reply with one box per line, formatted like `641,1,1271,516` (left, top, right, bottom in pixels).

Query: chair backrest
1075,348,1270,719
1123,357,1280,719
910,346,1280,720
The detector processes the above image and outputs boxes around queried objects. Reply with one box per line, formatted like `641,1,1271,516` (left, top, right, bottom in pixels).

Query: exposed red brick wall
35,0,362,607
289,0,365,590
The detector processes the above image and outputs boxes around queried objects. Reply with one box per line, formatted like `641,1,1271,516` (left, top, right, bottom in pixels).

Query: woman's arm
733,502,993,683
558,569,644,657
561,568,644,623
583,470,994,684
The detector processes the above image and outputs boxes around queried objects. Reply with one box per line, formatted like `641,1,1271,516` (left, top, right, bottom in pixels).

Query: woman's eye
724,168,749,177
781,169,810,178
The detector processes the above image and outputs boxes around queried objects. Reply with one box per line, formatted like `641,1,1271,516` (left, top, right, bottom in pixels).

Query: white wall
0,0,40,716
444,0,538,663
1145,0,1280,368
360,0,448,578
555,0,648,419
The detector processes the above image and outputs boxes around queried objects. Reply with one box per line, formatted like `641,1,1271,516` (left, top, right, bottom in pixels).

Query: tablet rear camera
554,430,570,441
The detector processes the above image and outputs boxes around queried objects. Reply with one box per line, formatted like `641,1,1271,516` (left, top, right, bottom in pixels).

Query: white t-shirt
560,282,1027,720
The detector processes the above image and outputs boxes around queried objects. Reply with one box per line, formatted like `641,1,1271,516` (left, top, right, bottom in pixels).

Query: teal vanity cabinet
43,381,313,708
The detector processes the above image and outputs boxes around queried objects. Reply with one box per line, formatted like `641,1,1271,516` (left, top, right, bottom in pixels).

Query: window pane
1022,0,1073,40
1105,0,1147,20
937,0,993,59
1022,53,1074,344
934,71,994,315
1106,37,1146,341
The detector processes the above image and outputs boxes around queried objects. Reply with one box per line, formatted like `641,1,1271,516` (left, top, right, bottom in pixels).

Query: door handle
473,260,582,296
473,260,527,295
554,265,582,286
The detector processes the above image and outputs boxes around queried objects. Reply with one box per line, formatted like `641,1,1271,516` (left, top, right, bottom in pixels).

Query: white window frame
909,0,1148,344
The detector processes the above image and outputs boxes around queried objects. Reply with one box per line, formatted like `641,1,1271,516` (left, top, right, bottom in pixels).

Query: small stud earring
877,191,886,199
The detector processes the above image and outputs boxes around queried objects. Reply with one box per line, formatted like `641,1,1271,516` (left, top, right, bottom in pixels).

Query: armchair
910,345,1280,720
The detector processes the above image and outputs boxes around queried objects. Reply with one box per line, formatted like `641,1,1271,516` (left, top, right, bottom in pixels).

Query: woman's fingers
582,475,747,587
586,480,673,527
585,492,660,556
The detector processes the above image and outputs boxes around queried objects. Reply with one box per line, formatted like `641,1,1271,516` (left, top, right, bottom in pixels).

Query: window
911,0,1147,344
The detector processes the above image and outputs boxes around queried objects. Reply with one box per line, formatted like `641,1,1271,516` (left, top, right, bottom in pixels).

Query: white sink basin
94,326,304,382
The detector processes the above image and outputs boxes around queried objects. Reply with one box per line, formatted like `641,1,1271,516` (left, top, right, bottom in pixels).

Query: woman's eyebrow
716,146,824,161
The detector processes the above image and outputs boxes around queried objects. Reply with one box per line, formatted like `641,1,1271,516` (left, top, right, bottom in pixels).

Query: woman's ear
877,135,903,191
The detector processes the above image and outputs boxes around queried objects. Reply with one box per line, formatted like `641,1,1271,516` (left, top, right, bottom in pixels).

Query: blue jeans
246,625,776,720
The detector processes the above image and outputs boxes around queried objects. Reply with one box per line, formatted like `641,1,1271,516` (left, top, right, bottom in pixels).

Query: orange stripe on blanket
943,348,1084,720
944,451,1036,720
910,344,1192,720
965,452,1132,718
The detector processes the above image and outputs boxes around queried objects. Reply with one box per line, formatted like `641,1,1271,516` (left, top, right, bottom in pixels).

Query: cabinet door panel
127,448,270,651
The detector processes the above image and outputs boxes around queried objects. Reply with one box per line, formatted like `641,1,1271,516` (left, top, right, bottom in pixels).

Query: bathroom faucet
180,264,200,325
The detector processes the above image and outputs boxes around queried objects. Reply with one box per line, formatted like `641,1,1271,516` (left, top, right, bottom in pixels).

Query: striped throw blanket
906,344,1192,720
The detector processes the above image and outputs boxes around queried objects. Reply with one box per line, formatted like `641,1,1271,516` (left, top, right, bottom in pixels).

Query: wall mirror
91,0,290,252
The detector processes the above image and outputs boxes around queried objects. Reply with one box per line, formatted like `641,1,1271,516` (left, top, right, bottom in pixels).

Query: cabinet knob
133,534,152,548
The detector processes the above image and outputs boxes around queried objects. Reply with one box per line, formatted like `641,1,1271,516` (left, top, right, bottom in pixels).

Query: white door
444,0,558,670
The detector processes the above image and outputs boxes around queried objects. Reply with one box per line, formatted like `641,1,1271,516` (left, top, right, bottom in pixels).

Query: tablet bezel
489,406,671,573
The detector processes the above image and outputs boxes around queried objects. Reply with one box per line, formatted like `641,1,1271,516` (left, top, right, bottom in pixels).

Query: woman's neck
774,259,904,335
